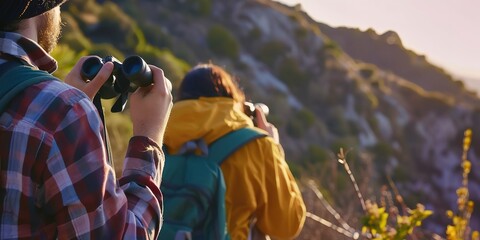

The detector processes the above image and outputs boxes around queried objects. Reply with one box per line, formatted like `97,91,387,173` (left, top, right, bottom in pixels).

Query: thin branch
307,180,357,234
338,148,366,211
306,212,360,239
386,174,408,214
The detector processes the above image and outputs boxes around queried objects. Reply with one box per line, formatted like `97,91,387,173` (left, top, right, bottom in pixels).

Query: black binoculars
244,102,269,118
81,55,153,112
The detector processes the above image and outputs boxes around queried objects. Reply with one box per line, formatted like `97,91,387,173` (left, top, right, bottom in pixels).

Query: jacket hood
164,97,254,153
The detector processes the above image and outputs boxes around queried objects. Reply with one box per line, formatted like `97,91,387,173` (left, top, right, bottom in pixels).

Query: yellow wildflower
468,200,475,213
465,129,472,138
446,210,454,218
446,225,456,239
462,160,472,174
472,231,479,240
463,129,472,151
397,215,410,225
456,187,468,198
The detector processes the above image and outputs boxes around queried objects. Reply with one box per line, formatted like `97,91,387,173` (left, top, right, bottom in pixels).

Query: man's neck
16,17,38,43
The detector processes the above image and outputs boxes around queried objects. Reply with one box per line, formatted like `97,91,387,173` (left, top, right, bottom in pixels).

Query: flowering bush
306,129,480,240
361,200,432,240
445,129,479,240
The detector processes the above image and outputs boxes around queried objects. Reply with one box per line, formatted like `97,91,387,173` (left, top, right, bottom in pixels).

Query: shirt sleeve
43,96,163,240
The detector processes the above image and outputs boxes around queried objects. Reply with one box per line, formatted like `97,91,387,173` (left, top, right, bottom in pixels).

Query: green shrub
323,40,342,57
287,161,302,179
326,106,351,137
257,92,290,127
392,165,410,182
98,2,132,31
369,142,394,163
360,66,375,79
140,23,174,49
286,117,306,138
303,145,330,165
330,137,358,154
128,24,147,52
95,2,145,51
116,0,142,20
248,27,262,41
256,40,287,68
64,0,101,16
370,77,385,90
51,44,84,79
277,57,309,88
187,0,212,16
89,43,125,60
364,91,379,109
60,13,92,52
137,45,191,91
207,25,240,59
296,108,316,127
295,27,308,40
366,115,379,134
265,114,282,129
286,108,316,138
171,0,212,16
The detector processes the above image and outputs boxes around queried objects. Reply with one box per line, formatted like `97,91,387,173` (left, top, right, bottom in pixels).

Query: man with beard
0,1,172,239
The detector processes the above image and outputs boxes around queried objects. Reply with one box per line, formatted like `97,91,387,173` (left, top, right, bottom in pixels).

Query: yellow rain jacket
164,97,306,240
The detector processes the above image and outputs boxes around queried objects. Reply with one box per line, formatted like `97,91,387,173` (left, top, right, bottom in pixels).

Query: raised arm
45,58,173,239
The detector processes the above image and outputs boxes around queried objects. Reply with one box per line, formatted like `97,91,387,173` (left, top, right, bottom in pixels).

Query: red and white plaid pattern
0,31,163,239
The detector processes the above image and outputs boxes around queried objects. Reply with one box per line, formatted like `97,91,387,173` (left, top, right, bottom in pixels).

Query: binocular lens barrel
123,56,153,88
81,57,103,80
80,55,153,100
81,57,118,99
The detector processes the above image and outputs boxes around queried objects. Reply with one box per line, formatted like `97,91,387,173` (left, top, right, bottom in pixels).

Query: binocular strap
93,95,114,169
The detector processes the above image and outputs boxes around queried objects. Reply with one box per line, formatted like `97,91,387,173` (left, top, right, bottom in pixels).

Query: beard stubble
37,7,62,53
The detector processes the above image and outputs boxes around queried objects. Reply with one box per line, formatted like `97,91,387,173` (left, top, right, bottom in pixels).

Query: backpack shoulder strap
208,127,267,165
0,61,56,113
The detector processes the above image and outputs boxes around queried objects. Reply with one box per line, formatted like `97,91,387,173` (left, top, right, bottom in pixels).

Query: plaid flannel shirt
0,32,163,239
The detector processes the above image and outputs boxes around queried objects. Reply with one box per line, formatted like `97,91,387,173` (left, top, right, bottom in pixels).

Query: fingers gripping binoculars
81,55,153,112
244,102,269,125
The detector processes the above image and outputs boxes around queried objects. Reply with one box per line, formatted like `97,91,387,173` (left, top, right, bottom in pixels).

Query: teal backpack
159,127,266,240
0,60,55,113
0,60,115,165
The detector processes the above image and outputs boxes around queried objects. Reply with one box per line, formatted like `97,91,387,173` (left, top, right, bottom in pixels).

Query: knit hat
0,0,67,23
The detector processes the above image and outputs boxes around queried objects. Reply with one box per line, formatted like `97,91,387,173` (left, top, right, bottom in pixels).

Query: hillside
55,0,480,237
316,23,479,104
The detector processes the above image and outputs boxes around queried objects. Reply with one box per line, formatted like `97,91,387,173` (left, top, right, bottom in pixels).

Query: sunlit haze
277,0,480,86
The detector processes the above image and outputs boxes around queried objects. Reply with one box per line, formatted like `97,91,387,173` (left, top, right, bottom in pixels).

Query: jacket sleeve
255,137,306,239
221,136,306,240
44,96,163,240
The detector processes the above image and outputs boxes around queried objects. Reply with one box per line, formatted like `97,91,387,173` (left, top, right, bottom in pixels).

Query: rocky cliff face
70,0,480,235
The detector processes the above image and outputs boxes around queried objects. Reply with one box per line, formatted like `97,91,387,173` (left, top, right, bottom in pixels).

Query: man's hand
129,65,173,144
64,56,113,99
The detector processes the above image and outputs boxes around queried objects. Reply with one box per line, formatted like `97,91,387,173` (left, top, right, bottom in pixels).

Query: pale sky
277,0,480,82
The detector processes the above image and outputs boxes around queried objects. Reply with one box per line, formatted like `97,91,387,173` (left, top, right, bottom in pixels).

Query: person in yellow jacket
164,63,306,240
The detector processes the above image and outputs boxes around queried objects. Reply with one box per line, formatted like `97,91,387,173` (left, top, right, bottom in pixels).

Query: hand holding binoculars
81,55,152,112
244,102,269,123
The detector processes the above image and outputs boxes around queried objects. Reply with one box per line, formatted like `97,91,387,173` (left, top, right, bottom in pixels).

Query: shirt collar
0,31,58,73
